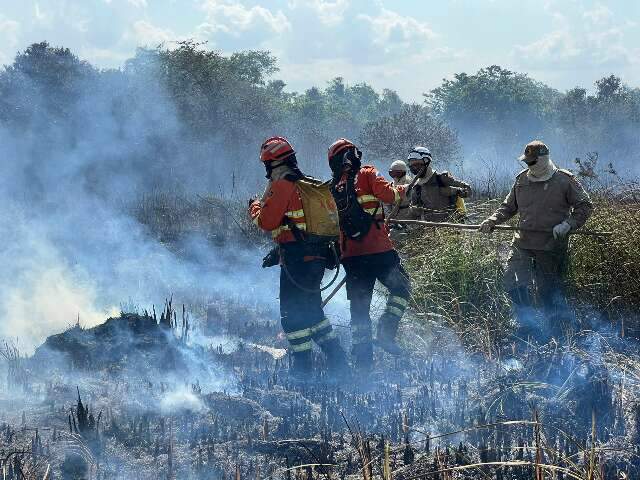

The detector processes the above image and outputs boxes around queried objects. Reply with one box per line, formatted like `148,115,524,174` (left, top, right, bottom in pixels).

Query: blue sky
0,0,638,100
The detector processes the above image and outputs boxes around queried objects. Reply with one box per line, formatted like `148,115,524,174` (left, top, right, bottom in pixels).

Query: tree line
1,41,638,198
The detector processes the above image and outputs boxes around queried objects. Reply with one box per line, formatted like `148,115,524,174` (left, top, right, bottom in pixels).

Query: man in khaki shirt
479,140,593,340
406,146,471,221
385,160,412,220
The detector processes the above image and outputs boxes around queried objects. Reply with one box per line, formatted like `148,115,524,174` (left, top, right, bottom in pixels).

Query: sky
0,0,639,101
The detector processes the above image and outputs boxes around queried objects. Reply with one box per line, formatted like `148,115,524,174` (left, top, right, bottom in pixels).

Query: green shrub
397,226,513,356
567,188,640,334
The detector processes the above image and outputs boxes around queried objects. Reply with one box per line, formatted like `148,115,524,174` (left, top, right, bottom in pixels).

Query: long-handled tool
387,219,612,236
321,277,347,307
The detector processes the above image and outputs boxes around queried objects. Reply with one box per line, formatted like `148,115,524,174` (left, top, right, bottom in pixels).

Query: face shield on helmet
407,147,432,175
328,139,362,178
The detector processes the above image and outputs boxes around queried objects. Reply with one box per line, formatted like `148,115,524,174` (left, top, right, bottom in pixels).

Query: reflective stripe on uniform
286,209,305,219
388,295,409,308
272,223,308,238
310,318,331,334
384,305,404,318
314,329,336,344
311,318,333,342
290,341,313,352
357,195,378,204
286,327,312,341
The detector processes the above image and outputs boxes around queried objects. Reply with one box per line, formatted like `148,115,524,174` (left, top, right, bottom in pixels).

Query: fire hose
386,219,612,236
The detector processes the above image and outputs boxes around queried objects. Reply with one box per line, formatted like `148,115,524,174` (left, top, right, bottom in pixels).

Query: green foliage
427,65,559,135
0,41,413,184
567,188,640,315
359,104,461,164
426,65,640,175
0,41,96,126
397,224,513,355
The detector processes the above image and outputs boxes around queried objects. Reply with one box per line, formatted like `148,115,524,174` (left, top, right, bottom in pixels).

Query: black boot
375,313,402,355
289,350,313,380
351,342,373,374
319,338,350,374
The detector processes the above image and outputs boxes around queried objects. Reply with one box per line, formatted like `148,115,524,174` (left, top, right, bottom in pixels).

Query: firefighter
386,160,412,220
328,138,411,372
478,140,593,341
407,146,471,221
249,136,348,378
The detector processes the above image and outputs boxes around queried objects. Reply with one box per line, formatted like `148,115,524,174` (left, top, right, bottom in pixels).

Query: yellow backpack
295,177,340,238
455,196,467,215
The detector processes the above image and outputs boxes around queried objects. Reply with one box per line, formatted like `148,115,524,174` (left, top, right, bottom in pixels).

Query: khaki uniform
409,171,470,221
488,168,593,308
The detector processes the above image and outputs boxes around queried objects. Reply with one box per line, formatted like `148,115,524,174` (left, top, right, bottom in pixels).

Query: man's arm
439,172,472,198
366,167,405,205
564,175,594,229
488,182,518,225
249,180,295,231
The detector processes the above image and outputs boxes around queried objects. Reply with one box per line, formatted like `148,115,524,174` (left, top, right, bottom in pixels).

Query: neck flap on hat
526,155,556,182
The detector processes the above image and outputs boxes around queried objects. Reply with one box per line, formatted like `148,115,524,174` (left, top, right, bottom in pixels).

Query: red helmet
260,136,295,163
327,138,357,162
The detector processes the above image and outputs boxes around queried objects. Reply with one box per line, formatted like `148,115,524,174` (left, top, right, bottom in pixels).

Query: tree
359,104,461,165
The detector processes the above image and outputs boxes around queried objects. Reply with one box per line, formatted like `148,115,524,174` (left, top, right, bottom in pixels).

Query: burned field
1,289,640,480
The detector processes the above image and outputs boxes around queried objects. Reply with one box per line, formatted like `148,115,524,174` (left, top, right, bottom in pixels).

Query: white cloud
0,16,20,64
512,6,635,69
583,3,613,26
289,0,350,27
128,20,178,46
513,29,582,63
198,0,291,37
33,3,53,26
358,8,436,53
127,0,148,7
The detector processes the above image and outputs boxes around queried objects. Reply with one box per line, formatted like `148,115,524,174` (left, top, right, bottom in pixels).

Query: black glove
262,247,280,268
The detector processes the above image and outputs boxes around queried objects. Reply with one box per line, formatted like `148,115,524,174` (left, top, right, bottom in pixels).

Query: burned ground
1,299,639,479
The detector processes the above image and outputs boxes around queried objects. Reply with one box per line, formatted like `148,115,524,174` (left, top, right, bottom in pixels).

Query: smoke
160,387,206,415
0,48,278,354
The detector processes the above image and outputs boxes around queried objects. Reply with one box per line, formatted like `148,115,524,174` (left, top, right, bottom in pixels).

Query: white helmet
407,146,432,162
389,160,407,173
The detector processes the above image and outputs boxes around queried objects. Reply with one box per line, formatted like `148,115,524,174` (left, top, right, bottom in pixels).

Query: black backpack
330,175,380,241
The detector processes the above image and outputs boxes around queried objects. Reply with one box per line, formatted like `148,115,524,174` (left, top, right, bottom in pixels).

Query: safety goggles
389,170,405,178
407,151,432,162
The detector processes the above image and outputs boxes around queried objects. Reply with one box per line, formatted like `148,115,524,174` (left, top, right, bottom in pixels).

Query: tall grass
567,184,640,335
397,181,640,350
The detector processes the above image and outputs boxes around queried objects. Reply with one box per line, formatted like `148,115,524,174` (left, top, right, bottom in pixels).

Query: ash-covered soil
1,309,639,480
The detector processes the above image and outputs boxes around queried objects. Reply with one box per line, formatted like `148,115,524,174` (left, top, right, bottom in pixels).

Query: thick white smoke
0,50,277,353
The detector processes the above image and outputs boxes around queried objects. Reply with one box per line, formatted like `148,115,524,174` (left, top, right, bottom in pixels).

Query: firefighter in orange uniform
249,136,348,378
328,139,412,372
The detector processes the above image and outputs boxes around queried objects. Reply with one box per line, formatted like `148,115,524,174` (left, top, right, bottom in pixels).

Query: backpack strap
284,216,307,242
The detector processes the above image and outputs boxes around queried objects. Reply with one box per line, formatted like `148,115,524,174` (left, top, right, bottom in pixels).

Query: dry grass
395,182,640,354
